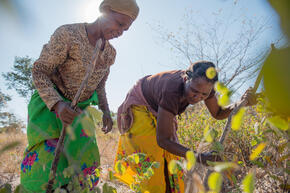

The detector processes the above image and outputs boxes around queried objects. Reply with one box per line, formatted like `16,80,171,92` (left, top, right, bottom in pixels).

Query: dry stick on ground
201,65,263,190
46,39,103,193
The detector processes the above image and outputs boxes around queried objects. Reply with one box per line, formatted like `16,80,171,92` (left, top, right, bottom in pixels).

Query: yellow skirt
115,105,184,193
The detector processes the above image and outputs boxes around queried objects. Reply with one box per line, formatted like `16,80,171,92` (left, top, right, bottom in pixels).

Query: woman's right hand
197,151,222,166
53,101,82,126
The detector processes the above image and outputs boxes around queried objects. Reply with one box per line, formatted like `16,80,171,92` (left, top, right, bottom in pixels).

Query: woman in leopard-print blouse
20,0,139,192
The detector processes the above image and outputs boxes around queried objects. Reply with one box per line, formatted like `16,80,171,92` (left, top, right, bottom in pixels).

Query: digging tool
46,39,103,193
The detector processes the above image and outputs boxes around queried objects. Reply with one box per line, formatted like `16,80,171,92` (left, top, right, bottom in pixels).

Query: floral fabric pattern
80,129,89,138
21,151,39,173
80,162,100,188
114,105,184,193
44,138,58,153
21,91,100,193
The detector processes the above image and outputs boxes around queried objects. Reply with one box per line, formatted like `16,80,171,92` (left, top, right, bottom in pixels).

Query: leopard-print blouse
32,23,116,110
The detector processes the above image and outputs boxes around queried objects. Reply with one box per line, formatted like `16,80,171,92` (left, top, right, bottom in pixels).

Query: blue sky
0,0,282,122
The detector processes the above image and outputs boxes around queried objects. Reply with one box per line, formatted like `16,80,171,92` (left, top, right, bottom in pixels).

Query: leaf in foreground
267,116,289,131
168,160,177,174
186,150,196,170
214,162,239,172
231,107,246,130
249,143,266,161
208,172,223,192
242,172,255,193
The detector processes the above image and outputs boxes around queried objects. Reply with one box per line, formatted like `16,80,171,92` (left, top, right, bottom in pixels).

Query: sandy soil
0,131,287,193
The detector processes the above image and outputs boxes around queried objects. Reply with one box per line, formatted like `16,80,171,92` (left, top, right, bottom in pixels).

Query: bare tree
153,6,280,92
0,89,23,133
2,56,35,101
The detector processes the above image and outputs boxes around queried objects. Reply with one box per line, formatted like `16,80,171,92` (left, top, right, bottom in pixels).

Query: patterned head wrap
99,0,139,20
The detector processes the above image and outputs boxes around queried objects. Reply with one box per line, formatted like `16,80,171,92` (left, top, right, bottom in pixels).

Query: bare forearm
215,102,238,120
157,138,189,158
97,88,110,113
99,101,110,113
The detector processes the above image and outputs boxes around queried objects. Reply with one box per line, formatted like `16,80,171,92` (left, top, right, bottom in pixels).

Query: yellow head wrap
99,0,139,20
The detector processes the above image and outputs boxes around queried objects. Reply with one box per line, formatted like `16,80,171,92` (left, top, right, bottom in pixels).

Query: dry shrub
96,127,120,167
0,126,120,174
0,131,27,174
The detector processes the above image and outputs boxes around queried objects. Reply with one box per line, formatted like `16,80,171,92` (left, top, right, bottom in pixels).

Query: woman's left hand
241,87,257,106
102,112,113,134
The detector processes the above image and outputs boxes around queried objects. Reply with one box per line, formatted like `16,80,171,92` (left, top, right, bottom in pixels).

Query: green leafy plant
114,153,160,193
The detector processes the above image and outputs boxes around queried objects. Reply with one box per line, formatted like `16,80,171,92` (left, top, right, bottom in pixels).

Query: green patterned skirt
20,90,100,193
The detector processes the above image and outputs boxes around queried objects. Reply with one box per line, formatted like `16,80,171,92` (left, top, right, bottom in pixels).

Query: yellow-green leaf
267,116,289,131
81,116,95,137
63,166,74,178
218,94,230,107
250,143,266,161
204,125,213,143
214,162,239,172
133,154,139,164
114,160,126,175
143,172,150,179
186,151,196,170
231,107,246,130
86,106,102,120
215,82,231,107
215,82,229,95
242,172,255,193
129,183,135,190
251,139,257,147
127,153,139,164
208,172,223,192
94,168,100,177
53,188,61,193
108,170,114,181
66,125,76,140
152,161,160,169
103,182,117,193
168,160,177,174
88,180,93,189
206,67,217,79
146,167,154,177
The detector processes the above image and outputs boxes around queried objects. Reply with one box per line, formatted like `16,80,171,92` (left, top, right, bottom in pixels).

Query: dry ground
0,129,132,192
0,130,286,193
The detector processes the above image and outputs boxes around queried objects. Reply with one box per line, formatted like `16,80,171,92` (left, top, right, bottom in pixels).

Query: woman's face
184,76,214,104
100,10,134,40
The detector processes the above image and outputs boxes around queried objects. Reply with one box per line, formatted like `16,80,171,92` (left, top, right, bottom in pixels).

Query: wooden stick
46,39,103,193
202,66,263,188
